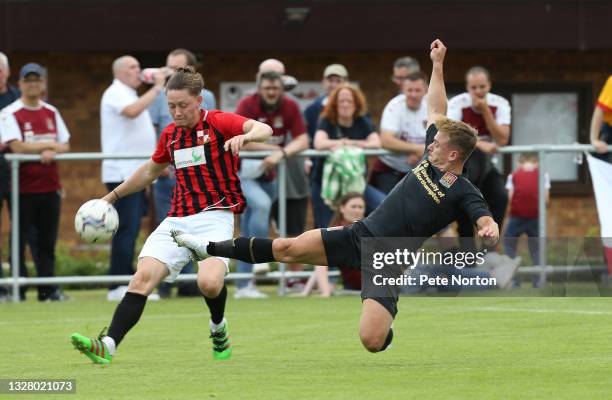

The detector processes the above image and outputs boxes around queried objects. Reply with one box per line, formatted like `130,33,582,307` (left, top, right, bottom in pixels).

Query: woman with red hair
311,84,386,228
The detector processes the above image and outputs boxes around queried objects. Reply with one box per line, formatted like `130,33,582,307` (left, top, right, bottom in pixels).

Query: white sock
101,336,116,356
210,318,226,332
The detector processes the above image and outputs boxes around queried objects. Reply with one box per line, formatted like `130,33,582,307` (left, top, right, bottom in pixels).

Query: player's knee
273,238,296,262
129,269,154,295
285,241,306,263
197,275,222,297
360,332,385,353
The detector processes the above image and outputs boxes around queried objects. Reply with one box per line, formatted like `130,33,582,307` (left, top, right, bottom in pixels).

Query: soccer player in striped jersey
70,67,272,364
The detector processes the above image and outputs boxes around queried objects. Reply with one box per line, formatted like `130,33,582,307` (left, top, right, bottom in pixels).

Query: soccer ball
74,199,119,243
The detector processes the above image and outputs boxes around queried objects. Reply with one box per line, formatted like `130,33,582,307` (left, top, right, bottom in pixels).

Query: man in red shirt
233,70,308,298
0,63,70,302
504,153,550,265
70,67,272,365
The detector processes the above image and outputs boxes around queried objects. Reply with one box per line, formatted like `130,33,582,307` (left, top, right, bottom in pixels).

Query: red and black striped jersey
152,109,248,217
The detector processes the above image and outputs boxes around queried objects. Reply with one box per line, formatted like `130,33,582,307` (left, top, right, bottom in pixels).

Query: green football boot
70,327,112,366
210,321,232,360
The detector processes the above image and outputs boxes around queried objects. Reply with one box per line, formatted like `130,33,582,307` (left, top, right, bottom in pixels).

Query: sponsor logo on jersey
439,172,458,188
413,160,446,204
174,145,207,169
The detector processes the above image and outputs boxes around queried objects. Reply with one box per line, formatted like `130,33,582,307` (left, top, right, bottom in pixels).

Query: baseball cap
19,63,47,79
323,64,348,79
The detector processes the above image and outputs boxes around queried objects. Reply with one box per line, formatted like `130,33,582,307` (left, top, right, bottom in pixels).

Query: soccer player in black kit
172,39,499,353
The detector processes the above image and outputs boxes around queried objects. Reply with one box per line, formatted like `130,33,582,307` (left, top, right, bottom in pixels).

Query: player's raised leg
197,257,232,360
359,299,394,353
70,257,168,365
172,228,330,266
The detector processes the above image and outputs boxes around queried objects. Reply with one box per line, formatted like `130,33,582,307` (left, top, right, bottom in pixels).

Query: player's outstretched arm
427,39,448,127
224,119,273,154
476,216,499,248
102,160,168,204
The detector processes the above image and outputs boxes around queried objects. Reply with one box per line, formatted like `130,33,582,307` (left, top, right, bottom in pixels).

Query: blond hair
435,116,478,162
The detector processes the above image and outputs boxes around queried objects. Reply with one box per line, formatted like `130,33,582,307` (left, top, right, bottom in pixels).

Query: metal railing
1,144,611,302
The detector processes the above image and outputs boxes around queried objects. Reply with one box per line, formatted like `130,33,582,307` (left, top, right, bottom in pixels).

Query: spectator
304,64,354,229
590,74,612,163
312,84,385,228
371,71,429,194
0,53,20,109
304,64,349,141
243,59,298,97
589,75,612,277
299,192,365,297
234,70,308,298
257,58,299,94
257,59,310,288
0,52,20,301
448,66,510,251
391,56,420,92
503,153,550,266
148,48,216,298
101,56,164,301
0,63,70,301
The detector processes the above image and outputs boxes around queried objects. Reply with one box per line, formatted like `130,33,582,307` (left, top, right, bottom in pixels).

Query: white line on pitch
470,306,612,315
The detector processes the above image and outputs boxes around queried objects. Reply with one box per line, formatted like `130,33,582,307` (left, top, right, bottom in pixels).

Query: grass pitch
1,289,611,400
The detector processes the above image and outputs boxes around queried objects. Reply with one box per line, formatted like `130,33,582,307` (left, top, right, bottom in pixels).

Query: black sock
204,284,227,325
107,292,147,346
380,328,394,351
207,237,275,263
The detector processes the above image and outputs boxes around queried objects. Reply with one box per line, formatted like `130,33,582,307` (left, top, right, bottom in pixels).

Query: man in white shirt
100,55,165,301
447,66,511,251
371,71,428,193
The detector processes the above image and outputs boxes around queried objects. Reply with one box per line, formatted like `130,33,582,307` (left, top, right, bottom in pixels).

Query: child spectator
299,192,365,297
503,153,550,264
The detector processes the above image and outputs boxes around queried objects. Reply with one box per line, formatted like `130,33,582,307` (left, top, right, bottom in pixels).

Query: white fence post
537,149,548,286
277,158,288,296
10,158,20,303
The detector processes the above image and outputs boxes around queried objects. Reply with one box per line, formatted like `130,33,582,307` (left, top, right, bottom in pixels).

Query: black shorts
320,222,398,318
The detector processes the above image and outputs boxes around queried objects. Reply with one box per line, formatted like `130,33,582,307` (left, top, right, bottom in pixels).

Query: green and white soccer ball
74,199,119,243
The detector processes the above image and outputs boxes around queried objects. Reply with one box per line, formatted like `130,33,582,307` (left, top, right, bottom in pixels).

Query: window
447,82,593,194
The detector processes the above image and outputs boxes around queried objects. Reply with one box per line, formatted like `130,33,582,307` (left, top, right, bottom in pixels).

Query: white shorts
139,210,234,283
